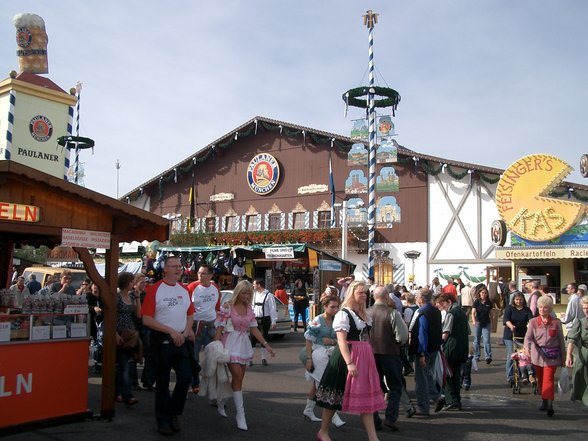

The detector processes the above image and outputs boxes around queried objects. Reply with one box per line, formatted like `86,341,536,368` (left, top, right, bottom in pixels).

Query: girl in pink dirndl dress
316,281,384,441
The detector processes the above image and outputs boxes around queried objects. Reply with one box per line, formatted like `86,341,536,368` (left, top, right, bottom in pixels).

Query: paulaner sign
495,154,584,242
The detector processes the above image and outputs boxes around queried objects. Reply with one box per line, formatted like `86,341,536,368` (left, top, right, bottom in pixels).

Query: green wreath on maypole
343,86,401,113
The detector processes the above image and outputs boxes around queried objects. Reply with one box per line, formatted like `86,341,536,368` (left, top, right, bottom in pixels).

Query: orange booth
0,161,167,431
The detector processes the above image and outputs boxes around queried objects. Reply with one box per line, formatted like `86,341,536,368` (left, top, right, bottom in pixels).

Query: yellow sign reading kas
496,154,584,242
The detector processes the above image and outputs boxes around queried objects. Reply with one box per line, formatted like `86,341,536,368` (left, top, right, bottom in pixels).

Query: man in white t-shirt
187,264,221,393
143,256,195,436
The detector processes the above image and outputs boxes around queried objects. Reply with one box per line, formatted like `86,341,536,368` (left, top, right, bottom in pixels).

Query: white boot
217,398,227,418
331,411,346,428
233,391,248,431
303,399,322,422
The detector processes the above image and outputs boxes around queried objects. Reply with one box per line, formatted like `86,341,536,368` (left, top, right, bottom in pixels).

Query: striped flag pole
329,151,336,228
65,103,74,180
364,10,378,278
5,90,16,160
74,82,82,183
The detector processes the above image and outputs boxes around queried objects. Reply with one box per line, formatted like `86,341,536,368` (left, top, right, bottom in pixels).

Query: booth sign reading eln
495,154,585,242
0,202,40,222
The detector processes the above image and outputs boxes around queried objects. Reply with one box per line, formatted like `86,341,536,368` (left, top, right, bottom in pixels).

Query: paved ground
3,332,588,440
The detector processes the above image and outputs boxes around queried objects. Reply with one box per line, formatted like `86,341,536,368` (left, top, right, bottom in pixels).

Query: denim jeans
414,351,440,414
504,338,514,381
115,349,133,401
154,341,193,429
461,358,472,388
473,323,492,361
372,354,403,424
191,320,216,387
293,307,307,331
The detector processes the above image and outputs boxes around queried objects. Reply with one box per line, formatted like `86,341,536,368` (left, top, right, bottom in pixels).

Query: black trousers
251,316,271,347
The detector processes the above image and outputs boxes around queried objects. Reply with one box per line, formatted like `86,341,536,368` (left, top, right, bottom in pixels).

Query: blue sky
2,1,587,198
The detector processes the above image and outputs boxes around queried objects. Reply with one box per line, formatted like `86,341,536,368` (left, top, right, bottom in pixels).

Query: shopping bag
557,367,570,395
434,351,450,387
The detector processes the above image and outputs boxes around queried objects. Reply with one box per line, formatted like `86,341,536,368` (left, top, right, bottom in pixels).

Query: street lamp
404,250,421,287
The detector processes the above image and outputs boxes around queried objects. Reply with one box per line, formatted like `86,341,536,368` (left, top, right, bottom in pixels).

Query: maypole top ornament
343,86,401,110
57,135,95,150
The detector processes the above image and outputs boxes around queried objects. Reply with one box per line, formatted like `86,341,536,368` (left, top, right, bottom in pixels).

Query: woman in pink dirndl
215,280,275,431
315,280,385,441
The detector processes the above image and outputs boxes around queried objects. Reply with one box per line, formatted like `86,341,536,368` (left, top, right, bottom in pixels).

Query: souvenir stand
158,243,355,317
0,161,168,431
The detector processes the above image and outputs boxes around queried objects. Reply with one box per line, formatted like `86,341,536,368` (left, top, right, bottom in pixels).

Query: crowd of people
8,263,588,437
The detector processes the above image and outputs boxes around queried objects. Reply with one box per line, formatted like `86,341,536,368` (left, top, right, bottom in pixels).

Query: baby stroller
90,320,104,374
510,337,538,394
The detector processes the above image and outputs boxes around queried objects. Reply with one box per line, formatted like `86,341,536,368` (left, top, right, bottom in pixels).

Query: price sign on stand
70,323,87,338
53,325,67,339
0,322,10,342
64,305,89,315
32,326,51,340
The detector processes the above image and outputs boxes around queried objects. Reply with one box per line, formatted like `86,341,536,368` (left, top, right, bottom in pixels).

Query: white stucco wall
428,171,510,284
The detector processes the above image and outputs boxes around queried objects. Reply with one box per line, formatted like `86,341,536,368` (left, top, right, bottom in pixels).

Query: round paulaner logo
247,153,280,195
29,115,53,142
16,27,32,48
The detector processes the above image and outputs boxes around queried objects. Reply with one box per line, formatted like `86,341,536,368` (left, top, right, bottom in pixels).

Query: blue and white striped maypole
64,102,74,180
74,82,82,183
5,90,16,160
364,10,378,278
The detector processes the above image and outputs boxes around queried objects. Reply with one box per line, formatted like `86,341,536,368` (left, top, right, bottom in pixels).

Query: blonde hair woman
315,281,385,441
214,280,275,430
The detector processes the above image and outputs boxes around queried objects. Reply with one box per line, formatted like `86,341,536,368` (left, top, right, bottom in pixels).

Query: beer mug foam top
13,13,49,74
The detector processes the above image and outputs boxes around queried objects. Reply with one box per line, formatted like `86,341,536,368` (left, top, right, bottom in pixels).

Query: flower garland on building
123,117,585,206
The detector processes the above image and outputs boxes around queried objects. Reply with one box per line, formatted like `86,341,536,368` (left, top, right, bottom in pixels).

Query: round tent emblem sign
491,219,507,247
247,153,280,195
29,115,53,142
16,27,32,48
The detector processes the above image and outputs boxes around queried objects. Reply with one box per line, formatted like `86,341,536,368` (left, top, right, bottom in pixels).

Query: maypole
342,10,401,279
74,81,82,183
57,82,95,186
365,10,377,278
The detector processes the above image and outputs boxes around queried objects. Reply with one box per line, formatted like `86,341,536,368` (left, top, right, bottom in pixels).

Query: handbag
299,346,315,372
224,317,234,333
539,346,560,359
298,346,308,366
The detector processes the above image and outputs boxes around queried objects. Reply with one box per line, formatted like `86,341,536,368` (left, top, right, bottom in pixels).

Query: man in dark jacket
367,286,409,431
439,294,469,411
408,288,443,415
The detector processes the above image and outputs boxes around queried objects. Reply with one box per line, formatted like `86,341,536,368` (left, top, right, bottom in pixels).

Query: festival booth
0,161,168,431
157,243,355,317
493,154,588,313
